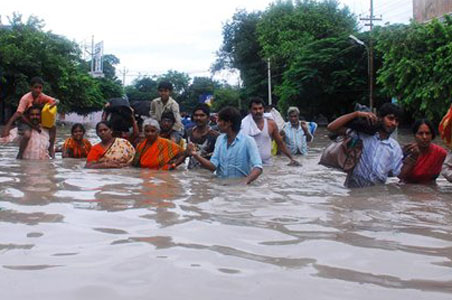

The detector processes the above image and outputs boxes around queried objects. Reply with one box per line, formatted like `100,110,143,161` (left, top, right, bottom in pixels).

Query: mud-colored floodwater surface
1,127,451,300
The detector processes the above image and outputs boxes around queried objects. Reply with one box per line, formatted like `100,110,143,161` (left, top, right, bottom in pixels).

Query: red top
405,143,447,183
17,92,56,114
86,143,106,163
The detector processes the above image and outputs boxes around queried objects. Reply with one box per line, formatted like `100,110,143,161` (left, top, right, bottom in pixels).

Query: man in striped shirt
327,103,404,188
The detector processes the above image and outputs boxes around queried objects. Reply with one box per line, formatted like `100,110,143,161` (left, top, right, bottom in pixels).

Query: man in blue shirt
327,103,404,188
280,106,313,155
187,106,263,184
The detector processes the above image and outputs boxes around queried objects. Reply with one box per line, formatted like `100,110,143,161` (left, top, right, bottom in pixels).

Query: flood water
1,126,451,300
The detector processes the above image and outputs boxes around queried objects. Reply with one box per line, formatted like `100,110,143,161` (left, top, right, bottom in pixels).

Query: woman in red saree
133,119,187,170
62,123,92,158
399,119,447,183
85,121,135,169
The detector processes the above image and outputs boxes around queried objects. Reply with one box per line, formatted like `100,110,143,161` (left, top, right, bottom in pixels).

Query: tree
125,76,159,101
213,10,268,99
183,77,220,112
0,13,108,114
212,85,241,112
375,17,452,123
256,0,359,118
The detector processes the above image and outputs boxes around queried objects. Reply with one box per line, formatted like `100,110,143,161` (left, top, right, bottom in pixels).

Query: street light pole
349,34,373,110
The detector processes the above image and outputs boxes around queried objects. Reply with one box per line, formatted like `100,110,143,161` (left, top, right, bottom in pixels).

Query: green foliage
214,1,362,119
182,77,220,112
125,76,159,101
276,35,368,118
375,17,452,123
213,10,268,99
212,85,241,112
0,13,121,114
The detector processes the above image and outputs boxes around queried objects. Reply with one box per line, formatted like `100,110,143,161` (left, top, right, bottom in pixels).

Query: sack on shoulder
319,134,363,172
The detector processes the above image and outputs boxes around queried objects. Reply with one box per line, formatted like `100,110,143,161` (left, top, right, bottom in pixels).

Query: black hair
26,104,42,115
161,111,175,123
412,119,436,140
30,76,44,86
95,121,112,133
218,106,242,133
248,97,265,109
158,81,173,91
71,123,86,134
377,103,403,120
192,103,210,116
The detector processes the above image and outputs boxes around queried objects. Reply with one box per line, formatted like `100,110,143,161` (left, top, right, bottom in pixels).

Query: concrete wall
413,0,452,22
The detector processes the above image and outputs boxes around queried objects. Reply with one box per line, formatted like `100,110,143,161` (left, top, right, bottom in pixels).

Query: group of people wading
2,77,452,187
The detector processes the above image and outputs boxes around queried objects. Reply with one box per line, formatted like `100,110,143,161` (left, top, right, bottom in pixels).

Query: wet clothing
23,128,50,160
347,131,403,188
186,127,219,169
210,133,262,178
150,97,184,132
17,92,56,114
86,138,135,164
442,151,452,182
133,137,182,170
403,143,447,183
160,130,184,148
282,121,309,155
62,137,92,159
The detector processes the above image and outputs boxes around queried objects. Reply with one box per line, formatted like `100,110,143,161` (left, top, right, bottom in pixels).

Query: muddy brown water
0,126,451,300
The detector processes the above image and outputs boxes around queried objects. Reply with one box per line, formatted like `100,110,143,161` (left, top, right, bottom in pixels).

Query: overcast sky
1,0,413,85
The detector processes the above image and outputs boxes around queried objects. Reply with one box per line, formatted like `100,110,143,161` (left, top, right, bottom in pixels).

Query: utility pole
118,67,128,87
267,58,272,106
359,0,381,111
90,35,94,76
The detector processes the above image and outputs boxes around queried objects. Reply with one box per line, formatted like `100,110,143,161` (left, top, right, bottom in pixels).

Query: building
413,0,452,23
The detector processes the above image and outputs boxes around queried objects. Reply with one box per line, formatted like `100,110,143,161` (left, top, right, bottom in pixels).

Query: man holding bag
327,103,404,188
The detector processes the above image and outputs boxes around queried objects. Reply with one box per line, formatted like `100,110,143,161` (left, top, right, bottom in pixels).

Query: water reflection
0,127,451,300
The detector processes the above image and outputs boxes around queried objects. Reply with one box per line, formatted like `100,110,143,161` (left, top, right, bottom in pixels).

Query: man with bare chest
241,98,299,166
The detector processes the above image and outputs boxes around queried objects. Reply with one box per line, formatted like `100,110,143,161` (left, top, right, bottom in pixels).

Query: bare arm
85,161,126,169
1,112,23,137
243,167,262,184
327,111,377,133
300,121,313,142
398,143,419,181
187,143,216,172
270,120,298,165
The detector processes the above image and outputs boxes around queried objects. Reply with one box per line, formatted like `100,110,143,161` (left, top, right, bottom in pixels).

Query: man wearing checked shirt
187,106,263,184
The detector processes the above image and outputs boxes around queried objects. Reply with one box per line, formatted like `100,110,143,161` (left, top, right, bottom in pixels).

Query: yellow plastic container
41,103,57,128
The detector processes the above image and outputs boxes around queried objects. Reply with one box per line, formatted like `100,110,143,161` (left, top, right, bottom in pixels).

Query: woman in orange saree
133,119,187,170
62,123,92,158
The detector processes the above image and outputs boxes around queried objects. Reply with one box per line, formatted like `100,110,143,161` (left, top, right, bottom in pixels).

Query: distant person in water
186,104,219,169
241,97,299,166
159,111,184,147
280,106,313,155
150,81,184,134
327,103,404,188
1,77,58,158
398,119,447,184
85,121,135,169
187,106,263,184
61,123,92,158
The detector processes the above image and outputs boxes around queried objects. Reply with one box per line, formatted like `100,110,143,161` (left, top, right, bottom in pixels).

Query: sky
1,0,413,85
